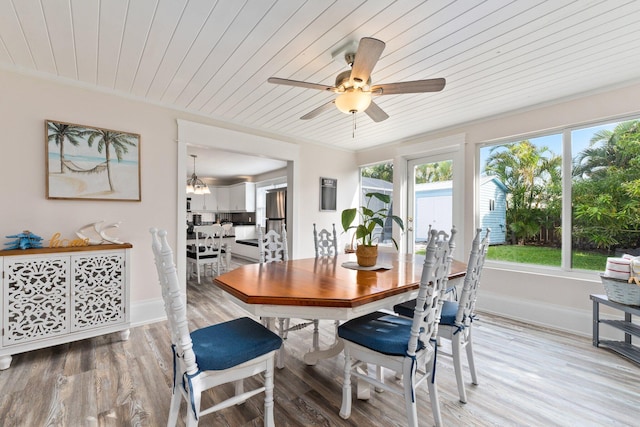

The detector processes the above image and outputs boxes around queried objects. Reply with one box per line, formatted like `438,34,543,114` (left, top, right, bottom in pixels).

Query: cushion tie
183,370,202,421
171,344,177,389
406,353,418,402
430,338,438,384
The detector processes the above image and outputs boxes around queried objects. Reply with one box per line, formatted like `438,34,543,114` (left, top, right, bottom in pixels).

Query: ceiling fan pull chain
352,111,356,138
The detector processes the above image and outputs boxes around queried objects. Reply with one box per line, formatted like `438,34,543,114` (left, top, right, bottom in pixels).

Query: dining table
213,252,466,368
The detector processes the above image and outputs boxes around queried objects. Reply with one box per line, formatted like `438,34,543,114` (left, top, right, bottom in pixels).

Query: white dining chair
313,223,338,257
150,228,282,426
258,224,293,367
394,228,490,404
338,228,457,427
310,223,339,354
186,224,226,284
258,224,288,263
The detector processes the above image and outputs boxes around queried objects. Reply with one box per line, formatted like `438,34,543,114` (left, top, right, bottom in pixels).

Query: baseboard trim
130,298,166,327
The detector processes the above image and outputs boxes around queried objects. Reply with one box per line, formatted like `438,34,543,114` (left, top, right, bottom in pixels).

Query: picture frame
46,120,141,201
320,177,337,211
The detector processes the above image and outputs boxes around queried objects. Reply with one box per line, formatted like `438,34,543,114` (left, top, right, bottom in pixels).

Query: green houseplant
342,192,405,266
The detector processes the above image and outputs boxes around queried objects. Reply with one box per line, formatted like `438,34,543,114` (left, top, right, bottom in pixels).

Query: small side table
590,294,640,365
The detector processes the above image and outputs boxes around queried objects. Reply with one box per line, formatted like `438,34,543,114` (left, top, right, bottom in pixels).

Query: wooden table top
213,253,466,309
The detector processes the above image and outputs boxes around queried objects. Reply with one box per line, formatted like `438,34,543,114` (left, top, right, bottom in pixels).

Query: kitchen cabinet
187,183,254,213
217,186,230,211
229,182,256,212
0,244,131,370
189,191,211,211
190,188,218,211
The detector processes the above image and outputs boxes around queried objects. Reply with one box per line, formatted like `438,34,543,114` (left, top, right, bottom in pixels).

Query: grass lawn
487,245,607,271
416,244,608,271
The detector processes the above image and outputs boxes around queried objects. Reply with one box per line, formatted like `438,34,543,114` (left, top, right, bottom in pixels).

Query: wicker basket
600,274,640,305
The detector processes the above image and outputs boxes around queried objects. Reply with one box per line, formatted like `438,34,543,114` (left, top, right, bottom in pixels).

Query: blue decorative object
5,230,44,250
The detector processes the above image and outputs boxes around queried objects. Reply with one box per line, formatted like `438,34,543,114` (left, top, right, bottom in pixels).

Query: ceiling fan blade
371,78,446,95
268,77,336,92
350,37,386,87
364,101,389,122
300,100,335,120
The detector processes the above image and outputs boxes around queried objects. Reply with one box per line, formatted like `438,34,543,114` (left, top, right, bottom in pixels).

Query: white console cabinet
0,244,131,369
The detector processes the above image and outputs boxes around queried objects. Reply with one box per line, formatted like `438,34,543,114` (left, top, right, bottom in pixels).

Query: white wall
0,69,356,326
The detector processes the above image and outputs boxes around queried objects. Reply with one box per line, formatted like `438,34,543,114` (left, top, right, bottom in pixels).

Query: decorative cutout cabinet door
72,252,127,332
0,244,131,370
3,256,71,345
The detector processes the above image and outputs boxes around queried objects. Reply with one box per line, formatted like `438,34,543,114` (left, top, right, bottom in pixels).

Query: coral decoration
5,230,44,250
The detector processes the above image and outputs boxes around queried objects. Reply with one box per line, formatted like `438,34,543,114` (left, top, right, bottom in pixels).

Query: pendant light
186,154,210,195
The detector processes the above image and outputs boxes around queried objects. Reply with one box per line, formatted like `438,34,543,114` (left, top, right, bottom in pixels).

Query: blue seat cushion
190,317,282,371
439,300,458,325
393,299,416,318
393,299,459,326
338,311,424,356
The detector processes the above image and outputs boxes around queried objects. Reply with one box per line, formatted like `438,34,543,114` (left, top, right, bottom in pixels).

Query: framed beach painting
46,120,141,201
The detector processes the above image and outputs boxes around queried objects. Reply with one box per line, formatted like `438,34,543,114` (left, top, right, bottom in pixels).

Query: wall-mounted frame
46,120,141,201
320,177,337,211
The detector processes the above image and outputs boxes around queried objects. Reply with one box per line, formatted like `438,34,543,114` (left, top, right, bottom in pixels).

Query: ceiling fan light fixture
335,89,371,114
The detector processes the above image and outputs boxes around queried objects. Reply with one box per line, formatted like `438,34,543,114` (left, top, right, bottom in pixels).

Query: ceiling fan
268,37,446,123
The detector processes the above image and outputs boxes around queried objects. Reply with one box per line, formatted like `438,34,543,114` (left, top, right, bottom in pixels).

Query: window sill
484,260,601,283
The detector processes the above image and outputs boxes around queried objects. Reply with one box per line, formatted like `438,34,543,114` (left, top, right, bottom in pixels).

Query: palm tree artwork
81,129,138,192
46,120,140,200
47,122,84,173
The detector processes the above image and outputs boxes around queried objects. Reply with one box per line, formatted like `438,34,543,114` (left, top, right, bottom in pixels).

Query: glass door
407,155,454,254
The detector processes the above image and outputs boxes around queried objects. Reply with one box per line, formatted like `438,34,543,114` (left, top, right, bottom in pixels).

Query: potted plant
341,192,405,266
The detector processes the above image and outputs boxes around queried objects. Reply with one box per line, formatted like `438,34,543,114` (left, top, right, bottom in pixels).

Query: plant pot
356,245,378,267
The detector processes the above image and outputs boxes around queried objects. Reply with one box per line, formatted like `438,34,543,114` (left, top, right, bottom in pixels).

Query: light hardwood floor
1,257,639,426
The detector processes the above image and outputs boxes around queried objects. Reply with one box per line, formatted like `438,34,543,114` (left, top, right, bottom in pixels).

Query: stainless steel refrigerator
265,189,286,233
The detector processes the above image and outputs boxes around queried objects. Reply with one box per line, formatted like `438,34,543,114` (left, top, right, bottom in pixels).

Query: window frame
476,113,640,278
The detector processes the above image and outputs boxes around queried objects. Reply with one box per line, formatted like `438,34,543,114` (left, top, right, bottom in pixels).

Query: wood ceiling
2,0,640,151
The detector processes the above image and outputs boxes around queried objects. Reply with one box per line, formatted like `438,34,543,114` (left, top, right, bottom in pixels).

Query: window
479,118,640,272
360,162,394,245
571,120,640,270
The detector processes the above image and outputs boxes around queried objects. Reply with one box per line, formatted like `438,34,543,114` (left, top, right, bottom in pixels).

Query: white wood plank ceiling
2,0,640,151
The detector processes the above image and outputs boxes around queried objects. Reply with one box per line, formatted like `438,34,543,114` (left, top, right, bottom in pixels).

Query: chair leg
185,381,202,427
356,364,371,400
466,328,478,385
234,380,245,403
167,387,182,427
402,358,419,427
196,263,201,284
264,357,276,427
340,348,352,419
452,333,467,403
426,357,443,427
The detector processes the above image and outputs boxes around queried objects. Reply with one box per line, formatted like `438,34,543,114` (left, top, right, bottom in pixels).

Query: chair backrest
221,222,233,237
193,224,224,259
258,224,288,263
150,228,199,377
313,223,338,257
455,228,491,328
407,227,457,357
